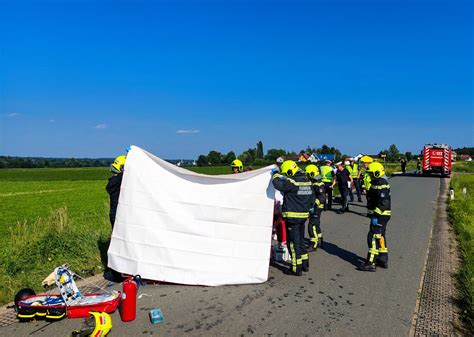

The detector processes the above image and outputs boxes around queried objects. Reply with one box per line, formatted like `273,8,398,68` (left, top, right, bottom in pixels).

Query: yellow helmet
367,162,385,178
280,160,299,176
305,164,320,178
72,311,112,337
360,155,374,163
230,159,243,173
110,155,126,173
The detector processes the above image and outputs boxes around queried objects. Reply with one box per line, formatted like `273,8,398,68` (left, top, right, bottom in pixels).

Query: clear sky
1,0,472,159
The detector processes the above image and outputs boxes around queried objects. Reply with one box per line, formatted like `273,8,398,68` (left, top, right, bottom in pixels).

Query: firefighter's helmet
360,155,374,163
230,159,243,173
280,160,299,177
367,162,385,178
305,164,320,178
110,155,126,174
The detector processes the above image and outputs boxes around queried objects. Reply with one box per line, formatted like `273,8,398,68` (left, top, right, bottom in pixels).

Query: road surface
1,174,441,336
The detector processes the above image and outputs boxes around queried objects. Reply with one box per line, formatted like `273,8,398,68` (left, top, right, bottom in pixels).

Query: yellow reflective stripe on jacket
320,166,333,182
282,211,309,218
371,184,390,190
285,177,312,187
312,181,324,187
374,207,391,216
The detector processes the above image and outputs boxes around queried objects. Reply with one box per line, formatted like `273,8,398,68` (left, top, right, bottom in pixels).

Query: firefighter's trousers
308,208,323,249
366,217,390,265
286,218,308,272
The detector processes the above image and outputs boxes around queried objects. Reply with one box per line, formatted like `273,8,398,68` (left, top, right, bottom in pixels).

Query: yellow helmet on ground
72,311,112,336
280,160,299,176
110,155,126,173
367,162,385,178
305,164,320,178
360,155,374,163
230,159,243,173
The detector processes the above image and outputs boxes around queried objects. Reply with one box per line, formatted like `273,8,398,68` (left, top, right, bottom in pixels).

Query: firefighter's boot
358,262,376,272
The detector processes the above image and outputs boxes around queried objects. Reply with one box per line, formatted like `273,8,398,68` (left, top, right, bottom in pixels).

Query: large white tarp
108,146,276,286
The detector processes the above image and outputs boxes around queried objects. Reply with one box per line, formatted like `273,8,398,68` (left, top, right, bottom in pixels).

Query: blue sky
0,0,472,159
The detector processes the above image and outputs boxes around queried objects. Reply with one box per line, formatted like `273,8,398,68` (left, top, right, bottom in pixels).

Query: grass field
453,161,474,173
448,174,474,333
0,166,248,305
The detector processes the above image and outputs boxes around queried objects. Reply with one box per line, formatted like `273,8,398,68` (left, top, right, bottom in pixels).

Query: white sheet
108,146,276,285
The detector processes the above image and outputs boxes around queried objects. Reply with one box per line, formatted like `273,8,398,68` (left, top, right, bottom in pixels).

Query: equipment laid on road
149,309,164,324
121,276,141,322
14,265,121,321
421,144,452,177
71,311,113,336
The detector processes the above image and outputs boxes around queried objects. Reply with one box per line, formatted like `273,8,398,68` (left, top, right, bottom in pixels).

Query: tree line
196,142,346,167
0,156,113,169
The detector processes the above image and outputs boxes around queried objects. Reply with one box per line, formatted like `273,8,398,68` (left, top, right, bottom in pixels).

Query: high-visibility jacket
367,177,391,218
310,177,326,210
320,165,333,183
272,171,315,219
347,163,359,178
363,171,371,190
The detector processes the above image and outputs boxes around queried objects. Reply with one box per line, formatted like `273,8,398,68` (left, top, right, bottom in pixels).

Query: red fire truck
421,144,452,177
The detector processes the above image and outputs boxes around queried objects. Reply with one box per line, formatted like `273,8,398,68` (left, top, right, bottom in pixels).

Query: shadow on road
321,241,365,268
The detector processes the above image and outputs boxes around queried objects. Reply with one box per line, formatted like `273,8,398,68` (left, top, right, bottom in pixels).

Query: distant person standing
416,157,422,174
399,157,407,174
320,160,334,210
106,155,126,228
331,162,353,213
347,158,362,202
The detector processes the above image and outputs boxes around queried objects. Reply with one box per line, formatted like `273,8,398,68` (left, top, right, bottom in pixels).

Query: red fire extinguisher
121,275,141,322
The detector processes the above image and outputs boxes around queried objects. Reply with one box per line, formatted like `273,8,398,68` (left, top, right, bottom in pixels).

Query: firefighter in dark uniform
272,160,315,276
305,164,326,250
106,155,126,228
359,162,391,272
320,160,334,210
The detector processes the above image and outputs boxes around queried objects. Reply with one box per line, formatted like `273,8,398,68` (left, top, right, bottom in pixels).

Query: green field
0,166,247,305
453,161,474,173
449,174,474,333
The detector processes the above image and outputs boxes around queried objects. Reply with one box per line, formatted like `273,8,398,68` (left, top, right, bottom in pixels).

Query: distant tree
256,141,264,159
405,152,413,161
264,149,287,162
196,155,208,167
388,144,400,162
222,151,236,165
207,151,222,165
238,151,251,165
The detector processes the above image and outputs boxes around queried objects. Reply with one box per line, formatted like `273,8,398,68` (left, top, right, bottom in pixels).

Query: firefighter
347,158,362,202
272,160,314,276
416,156,422,174
230,159,243,174
359,162,391,272
305,164,326,250
320,160,334,210
106,155,126,228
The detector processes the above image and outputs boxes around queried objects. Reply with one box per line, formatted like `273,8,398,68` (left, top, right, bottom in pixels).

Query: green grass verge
453,161,474,173
448,174,474,333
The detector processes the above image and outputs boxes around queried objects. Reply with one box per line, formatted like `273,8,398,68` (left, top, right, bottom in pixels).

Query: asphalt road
1,174,441,337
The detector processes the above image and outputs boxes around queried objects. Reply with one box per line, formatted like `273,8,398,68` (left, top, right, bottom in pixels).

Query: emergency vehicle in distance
421,144,452,177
